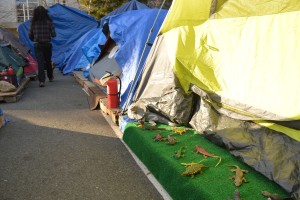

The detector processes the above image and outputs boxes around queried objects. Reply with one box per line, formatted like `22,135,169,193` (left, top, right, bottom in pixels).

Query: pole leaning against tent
121,0,166,114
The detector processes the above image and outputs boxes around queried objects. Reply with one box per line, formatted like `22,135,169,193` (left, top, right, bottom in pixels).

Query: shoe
39,82,45,87
49,76,54,82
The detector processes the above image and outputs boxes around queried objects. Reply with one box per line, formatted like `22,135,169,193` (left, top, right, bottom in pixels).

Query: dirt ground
0,69,164,200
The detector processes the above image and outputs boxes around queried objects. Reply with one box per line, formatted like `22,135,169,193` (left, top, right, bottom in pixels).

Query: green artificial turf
123,122,289,200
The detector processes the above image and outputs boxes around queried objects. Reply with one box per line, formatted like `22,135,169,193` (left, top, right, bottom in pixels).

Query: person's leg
44,43,53,81
34,44,46,85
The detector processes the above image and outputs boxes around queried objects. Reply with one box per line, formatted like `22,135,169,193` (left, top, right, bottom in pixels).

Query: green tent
0,40,26,85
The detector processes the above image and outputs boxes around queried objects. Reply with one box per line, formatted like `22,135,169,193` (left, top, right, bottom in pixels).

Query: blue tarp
17,1,167,110
18,4,98,70
108,9,167,108
99,0,149,27
62,0,149,75
62,28,106,75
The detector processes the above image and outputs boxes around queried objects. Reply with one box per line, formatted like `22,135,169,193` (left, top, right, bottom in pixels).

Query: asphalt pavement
0,69,165,200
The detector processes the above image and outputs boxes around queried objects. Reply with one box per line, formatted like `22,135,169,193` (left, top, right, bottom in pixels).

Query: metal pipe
26,0,29,20
23,4,26,22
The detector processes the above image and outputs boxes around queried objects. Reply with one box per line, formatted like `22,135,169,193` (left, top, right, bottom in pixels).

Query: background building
0,0,18,28
0,0,80,30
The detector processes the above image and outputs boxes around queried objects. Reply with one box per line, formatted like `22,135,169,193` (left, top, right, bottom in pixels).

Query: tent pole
121,0,166,114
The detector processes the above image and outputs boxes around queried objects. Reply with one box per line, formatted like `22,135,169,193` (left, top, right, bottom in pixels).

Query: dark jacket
29,20,56,43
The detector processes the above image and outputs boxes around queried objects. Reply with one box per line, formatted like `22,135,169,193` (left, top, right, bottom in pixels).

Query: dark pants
34,42,53,82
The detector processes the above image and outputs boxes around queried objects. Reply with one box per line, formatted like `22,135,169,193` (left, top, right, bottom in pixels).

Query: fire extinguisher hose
116,75,122,100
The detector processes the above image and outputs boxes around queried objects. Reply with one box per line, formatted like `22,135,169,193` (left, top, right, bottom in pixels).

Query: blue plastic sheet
62,1,148,75
18,4,98,70
108,9,167,109
62,28,106,75
99,0,149,27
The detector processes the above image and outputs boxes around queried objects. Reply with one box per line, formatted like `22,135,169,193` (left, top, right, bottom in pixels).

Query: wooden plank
73,71,88,87
0,77,30,103
83,81,106,98
100,98,120,125
77,75,120,124
83,80,107,110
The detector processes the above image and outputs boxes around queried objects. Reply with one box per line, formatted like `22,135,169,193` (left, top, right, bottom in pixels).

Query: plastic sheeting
213,0,300,18
170,12,300,141
133,35,194,125
176,12,300,119
0,41,27,70
159,0,212,33
189,85,300,199
62,0,148,75
0,27,28,58
99,0,149,27
0,28,36,76
88,40,121,93
155,0,300,141
129,0,300,198
62,28,106,75
18,4,98,70
108,9,167,109
0,41,26,84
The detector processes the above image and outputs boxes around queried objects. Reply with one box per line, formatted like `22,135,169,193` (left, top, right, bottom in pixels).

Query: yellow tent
160,0,300,141
132,1,300,198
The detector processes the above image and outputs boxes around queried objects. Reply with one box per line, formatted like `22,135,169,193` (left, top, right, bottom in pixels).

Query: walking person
28,6,56,87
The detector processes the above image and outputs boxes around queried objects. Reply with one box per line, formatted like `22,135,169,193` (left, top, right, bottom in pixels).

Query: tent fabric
88,52,120,93
213,0,300,18
62,0,148,75
0,41,26,85
18,4,98,70
133,36,175,100
189,86,300,200
0,41,27,70
99,0,149,27
62,28,106,75
133,35,194,125
0,27,29,58
108,8,167,109
157,0,300,140
88,39,122,93
129,0,300,198
81,31,106,66
160,0,216,33
0,28,37,77
159,0,300,34
171,11,300,140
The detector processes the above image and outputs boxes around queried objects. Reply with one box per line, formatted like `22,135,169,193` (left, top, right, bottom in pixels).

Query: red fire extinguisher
105,71,121,109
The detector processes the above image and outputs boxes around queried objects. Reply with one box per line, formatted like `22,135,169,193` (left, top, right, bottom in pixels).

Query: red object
7,66,15,83
7,67,14,75
1,70,9,82
1,70,7,76
24,53,38,77
107,77,119,108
